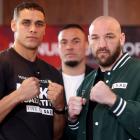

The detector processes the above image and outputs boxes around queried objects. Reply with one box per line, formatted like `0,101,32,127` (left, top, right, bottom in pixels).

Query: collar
111,53,131,71
96,53,131,74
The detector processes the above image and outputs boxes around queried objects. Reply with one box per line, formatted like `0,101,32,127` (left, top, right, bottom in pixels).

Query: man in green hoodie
67,16,140,140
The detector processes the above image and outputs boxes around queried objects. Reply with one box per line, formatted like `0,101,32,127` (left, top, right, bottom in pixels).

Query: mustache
96,48,110,53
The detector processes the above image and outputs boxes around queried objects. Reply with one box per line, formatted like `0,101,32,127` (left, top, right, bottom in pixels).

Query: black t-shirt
86,69,105,140
0,48,63,140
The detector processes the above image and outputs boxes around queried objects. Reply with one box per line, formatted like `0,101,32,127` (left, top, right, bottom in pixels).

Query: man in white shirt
58,24,93,104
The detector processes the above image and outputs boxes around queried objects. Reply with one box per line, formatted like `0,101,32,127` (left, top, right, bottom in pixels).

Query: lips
26,36,38,39
65,53,76,59
97,50,107,54
66,53,75,55
97,49,110,54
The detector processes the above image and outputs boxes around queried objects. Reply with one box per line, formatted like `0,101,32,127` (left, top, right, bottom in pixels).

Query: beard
65,61,79,67
94,43,121,67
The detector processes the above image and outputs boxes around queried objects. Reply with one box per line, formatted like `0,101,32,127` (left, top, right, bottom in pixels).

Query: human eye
60,40,67,46
106,35,114,39
72,39,80,45
106,33,115,39
35,21,45,27
22,20,31,26
90,35,99,40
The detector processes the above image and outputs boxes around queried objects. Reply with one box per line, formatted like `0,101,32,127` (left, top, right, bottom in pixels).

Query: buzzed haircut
58,24,87,39
13,2,46,21
59,24,85,32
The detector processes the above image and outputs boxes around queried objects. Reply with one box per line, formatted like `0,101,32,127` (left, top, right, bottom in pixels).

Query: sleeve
63,120,79,140
110,95,140,139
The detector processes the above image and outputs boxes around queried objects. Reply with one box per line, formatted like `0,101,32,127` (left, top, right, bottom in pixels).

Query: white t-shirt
62,72,85,103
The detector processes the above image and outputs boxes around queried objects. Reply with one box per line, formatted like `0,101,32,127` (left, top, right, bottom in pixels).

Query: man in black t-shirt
0,2,65,140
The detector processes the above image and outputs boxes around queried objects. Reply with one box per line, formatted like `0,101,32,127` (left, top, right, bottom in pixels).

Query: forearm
0,90,21,122
110,96,140,139
53,113,66,140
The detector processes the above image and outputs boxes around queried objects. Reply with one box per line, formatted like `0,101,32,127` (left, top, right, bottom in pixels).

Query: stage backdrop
0,25,140,68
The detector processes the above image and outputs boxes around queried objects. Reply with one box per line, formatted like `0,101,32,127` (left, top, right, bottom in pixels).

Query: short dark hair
59,24,85,33
13,2,46,21
58,24,87,40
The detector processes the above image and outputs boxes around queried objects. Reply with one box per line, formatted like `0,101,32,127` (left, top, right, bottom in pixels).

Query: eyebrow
90,32,115,36
22,19,45,23
60,37,81,41
72,37,81,41
105,32,115,35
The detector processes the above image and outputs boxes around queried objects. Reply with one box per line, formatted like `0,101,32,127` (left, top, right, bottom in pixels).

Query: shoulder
37,59,60,73
128,57,140,70
85,65,94,75
84,70,97,82
0,48,11,60
37,59,63,84
0,48,13,68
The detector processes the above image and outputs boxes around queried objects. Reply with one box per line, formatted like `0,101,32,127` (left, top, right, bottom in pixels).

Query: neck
62,61,86,76
99,65,112,72
13,43,37,62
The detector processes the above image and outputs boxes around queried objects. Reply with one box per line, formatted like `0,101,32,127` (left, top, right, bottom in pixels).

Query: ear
11,19,17,32
120,32,125,46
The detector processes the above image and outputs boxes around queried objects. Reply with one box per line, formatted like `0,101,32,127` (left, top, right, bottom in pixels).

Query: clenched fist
47,81,64,110
68,96,86,122
90,81,117,107
17,77,40,102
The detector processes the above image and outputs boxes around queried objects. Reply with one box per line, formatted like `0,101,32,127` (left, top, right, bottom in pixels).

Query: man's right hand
68,96,86,122
17,77,40,102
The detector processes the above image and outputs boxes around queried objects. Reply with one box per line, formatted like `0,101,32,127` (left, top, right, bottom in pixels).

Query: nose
98,37,107,48
66,43,74,49
29,23,37,33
